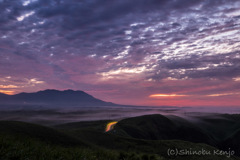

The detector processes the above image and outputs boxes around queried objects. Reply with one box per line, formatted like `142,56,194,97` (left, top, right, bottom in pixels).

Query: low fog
0,104,239,125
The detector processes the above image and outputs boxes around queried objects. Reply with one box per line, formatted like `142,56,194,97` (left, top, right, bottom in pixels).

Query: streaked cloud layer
0,0,240,106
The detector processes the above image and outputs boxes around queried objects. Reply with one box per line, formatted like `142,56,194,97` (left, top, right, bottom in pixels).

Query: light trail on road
105,121,118,132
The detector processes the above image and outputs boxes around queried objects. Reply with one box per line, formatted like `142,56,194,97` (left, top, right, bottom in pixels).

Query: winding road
105,121,118,132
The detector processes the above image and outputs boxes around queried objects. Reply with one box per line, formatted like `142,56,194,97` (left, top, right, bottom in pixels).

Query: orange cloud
149,94,187,98
207,92,240,97
0,85,19,88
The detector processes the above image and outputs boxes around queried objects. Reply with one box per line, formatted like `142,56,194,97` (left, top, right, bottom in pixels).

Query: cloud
0,85,19,89
149,94,187,98
0,0,240,106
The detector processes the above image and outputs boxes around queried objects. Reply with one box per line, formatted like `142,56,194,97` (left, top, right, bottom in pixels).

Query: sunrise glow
0,0,239,107
149,94,187,98
0,90,15,95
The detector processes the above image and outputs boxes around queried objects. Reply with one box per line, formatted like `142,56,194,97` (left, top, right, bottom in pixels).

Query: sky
0,0,240,107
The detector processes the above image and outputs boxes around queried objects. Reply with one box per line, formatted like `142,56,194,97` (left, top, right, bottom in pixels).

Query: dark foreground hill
0,121,119,160
1,120,238,160
111,114,216,146
0,89,116,107
55,114,240,159
111,114,240,153
1,114,240,160
0,121,87,146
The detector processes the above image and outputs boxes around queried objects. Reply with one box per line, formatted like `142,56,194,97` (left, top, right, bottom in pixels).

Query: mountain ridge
0,89,116,107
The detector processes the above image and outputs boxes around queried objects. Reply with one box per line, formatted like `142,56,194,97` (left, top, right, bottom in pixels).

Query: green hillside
112,114,215,146
55,115,240,160
1,114,240,160
0,121,87,147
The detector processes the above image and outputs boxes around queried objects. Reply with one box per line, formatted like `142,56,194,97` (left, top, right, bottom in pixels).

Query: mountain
0,89,116,107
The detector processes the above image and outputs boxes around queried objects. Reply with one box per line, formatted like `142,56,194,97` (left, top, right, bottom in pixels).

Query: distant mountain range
0,89,116,107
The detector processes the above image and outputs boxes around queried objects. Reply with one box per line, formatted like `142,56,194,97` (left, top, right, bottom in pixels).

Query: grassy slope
0,121,88,147
0,121,164,160
0,134,119,160
112,114,216,146
55,120,112,132
56,116,240,160
222,128,240,155
195,114,240,141
68,129,234,160
1,114,240,160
